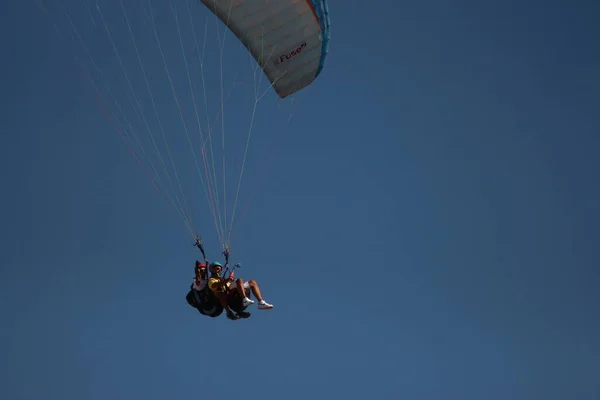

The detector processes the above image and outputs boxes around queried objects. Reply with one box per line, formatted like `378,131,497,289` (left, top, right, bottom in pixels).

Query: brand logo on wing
275,42,307,65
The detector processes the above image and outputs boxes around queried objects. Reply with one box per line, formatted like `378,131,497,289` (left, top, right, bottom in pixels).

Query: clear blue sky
1,1,599,399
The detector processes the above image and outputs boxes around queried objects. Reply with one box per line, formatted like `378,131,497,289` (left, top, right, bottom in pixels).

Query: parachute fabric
200,0,331,98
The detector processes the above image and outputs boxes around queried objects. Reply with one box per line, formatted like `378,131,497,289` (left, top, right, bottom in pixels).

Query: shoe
237,311,251,319
226,311,240,320
258,301,273,310
242,297,255,307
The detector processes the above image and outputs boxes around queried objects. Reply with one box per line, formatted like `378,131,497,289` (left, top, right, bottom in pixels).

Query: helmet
209,261,223,277
195,260,206,269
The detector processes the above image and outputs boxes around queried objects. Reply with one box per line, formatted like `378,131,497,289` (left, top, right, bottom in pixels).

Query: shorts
227,280,250,294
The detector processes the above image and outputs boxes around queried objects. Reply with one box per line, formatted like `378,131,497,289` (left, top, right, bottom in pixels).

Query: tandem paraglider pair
186,238,273,321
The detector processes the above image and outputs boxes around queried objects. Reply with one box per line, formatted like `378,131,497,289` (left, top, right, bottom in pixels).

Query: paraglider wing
199,0,331,98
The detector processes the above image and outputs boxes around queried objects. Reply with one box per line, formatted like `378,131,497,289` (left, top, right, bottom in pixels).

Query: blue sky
1,0,599,399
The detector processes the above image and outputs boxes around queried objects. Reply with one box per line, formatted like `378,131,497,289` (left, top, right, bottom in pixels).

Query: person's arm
213,279,232,290
198,268,207,282
208,277,230,291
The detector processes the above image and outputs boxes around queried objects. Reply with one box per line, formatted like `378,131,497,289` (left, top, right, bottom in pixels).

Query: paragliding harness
186,284,223,318
185,237,240,318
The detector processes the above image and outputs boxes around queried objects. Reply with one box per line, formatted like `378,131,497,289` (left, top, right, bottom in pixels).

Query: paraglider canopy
200,0,331,98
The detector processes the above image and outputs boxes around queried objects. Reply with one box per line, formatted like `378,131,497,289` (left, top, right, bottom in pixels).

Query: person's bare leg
236,279,255,308
235,278,247,298
248,280,264,302
248,280,273,309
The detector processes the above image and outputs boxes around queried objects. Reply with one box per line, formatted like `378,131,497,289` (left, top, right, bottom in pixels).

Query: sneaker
258,301,273,310
237,311,251,319
226,311,240,320
242,297,255,308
